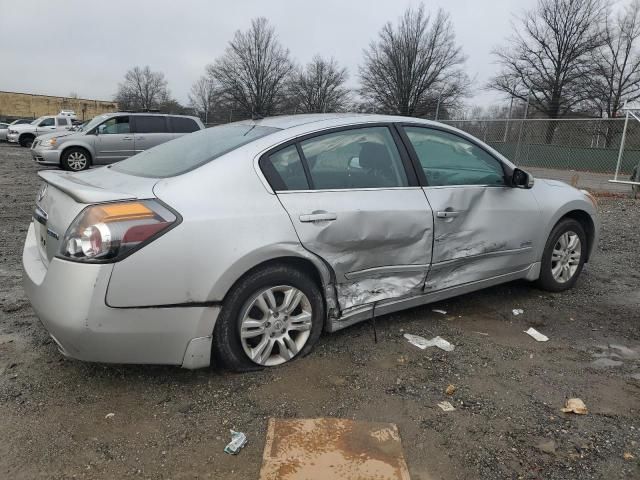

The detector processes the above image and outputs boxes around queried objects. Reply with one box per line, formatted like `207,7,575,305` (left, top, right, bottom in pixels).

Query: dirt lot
0,143,638,480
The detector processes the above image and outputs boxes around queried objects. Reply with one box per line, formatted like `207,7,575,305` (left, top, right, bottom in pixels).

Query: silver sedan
22,114,599,371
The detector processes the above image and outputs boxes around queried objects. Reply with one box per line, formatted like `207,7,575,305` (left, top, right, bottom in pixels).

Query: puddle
591,358,624,368
590,343,640,369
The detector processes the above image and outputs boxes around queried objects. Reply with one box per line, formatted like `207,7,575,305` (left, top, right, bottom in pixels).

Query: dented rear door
269,125,434,312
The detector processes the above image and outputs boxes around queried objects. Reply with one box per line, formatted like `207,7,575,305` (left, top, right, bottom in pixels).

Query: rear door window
299,127,409,190
170,117,200,133
57,117,68,126
135,116,168,133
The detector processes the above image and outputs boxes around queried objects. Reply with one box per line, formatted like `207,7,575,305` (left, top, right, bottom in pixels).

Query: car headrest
359,143,391,171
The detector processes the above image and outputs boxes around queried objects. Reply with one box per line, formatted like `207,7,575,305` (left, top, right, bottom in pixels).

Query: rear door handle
436,210,460,219
299,212,337,223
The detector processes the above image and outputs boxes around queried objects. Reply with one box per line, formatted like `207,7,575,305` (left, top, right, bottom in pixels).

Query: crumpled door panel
277,188,433,311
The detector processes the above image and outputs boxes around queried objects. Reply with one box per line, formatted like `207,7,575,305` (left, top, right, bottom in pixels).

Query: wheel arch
217,253,338,326
556,209,596,262
19,132,35,145
60,144,93,166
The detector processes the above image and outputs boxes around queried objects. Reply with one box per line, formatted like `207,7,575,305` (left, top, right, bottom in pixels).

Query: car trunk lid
35,168,158,265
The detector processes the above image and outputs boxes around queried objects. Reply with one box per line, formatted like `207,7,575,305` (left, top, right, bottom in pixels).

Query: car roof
110,112,199,119
235,113,438,130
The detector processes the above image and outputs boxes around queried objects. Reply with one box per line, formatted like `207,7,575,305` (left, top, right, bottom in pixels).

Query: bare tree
208,17,294,117
589,0,640,118
359,5,469,118
115,66,169,111
189,76,217,123
288,56,350,113
490,0,607,130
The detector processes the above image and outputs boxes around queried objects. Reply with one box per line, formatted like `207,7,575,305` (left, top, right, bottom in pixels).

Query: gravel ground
0,143,638,480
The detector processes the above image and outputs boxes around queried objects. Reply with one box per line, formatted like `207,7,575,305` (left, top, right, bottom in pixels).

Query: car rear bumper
31,147,61,165
22,222,219,369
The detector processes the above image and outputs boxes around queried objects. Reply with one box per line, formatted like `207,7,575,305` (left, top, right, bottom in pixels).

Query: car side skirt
327,262,541,332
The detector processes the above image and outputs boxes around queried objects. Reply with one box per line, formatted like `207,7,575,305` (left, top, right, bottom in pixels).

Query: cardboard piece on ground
259,418,411,480
524,327,549,342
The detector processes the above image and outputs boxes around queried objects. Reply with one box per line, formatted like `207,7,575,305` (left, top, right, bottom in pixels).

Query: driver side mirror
511,168,534,189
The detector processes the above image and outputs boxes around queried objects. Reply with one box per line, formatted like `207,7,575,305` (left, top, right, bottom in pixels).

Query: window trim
258,123,419,192
397,123,509,188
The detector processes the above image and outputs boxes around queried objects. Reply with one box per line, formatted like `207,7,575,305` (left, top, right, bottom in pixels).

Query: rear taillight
59,200,178,262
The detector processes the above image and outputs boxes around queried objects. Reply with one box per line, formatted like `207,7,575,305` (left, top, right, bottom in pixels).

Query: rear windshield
112,124,280,178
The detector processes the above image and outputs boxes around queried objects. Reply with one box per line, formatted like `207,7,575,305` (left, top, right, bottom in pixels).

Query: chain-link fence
441,118,640,175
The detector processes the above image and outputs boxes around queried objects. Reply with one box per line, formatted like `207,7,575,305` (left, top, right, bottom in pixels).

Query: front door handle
299,212,337,223
122,136,133,141
436,210,460,219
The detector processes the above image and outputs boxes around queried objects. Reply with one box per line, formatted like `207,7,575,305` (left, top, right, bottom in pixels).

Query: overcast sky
0,0,538,109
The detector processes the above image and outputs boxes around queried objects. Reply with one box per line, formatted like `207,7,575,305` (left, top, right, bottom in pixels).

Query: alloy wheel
67,152,87,171
239,285,313,366
551,231,581,283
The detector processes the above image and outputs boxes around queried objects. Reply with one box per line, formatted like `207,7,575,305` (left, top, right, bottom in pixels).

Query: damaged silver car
22,114,599,371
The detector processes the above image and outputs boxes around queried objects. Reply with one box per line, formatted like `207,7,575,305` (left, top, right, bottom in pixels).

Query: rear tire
536,218,587,292
212,265,324,372
61,147,91,171
19,134,34,148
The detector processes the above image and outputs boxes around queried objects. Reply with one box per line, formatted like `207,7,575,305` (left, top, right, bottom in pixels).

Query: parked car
22,114,599,371
0,122,8,141
7,116,73,147
31,112,204,171
0,119,32,141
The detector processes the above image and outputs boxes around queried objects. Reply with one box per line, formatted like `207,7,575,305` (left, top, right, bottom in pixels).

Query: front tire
61,147,91,171
212,265,324,372
19,134,34,148
536,218,587,292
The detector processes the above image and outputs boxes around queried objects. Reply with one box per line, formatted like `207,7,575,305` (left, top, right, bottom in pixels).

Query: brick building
0,91,118,121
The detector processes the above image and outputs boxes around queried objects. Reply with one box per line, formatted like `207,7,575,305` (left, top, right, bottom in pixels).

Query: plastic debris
561,398,588,415
432,309,447,315
437,401,455,412
445,384,456,396
224,430,247,455
512,308,524,315
404,333,455,352
105,413,115,419
624,452,635,461
524,327,549,342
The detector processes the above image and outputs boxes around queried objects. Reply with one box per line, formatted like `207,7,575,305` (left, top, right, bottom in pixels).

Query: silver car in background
31,112,204,171
22,114,599,371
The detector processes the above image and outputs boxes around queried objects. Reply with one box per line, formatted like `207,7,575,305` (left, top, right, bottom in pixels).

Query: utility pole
435,92,442,121
503,96,514,143
515,93,531,162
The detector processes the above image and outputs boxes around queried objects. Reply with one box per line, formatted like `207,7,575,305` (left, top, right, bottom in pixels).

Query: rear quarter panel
105,146,328,308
